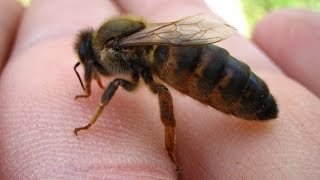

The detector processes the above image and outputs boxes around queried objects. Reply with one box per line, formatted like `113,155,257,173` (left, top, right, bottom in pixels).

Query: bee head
74,28,95,65
73,29,96,90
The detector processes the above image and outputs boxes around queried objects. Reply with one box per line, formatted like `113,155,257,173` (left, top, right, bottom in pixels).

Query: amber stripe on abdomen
152,44,278,120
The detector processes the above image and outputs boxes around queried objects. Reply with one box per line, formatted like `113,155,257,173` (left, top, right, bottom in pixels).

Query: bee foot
74,94,89,100
74,128,79,135
74,127,86,135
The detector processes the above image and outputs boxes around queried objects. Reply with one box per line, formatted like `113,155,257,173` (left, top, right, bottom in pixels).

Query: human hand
0,0,319,179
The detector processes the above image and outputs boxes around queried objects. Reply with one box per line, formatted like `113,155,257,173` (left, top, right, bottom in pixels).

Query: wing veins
119,14,236,46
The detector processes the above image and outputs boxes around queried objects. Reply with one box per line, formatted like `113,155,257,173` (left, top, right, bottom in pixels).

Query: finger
12,0,118,55
114,1,320,179
0,0,22,71
1,0,176,179
253,9,320,97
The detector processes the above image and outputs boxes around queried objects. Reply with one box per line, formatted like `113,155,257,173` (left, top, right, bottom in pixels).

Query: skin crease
0,0,22,71
0,0,319,179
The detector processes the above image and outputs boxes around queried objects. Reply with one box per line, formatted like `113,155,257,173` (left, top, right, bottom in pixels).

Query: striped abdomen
151,45,278,120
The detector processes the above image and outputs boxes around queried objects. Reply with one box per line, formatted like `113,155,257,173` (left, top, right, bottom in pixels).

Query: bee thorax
99,48,133,74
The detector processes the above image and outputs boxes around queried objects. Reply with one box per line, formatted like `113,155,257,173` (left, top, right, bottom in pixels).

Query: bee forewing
119,14,236,46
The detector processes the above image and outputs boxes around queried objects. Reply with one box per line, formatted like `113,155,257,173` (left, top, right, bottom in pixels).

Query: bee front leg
75,69,104,99
75,63,93,100
149,82,180,171
74,76,139,135
74,83,92,100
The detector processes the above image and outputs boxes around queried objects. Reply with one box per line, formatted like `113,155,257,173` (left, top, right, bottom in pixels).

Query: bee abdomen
153,45,278,120
196,46,250,102
196,46,277,120
237,72,278,120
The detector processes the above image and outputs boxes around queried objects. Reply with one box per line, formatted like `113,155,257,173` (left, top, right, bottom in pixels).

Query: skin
0,0,22,71
0,0,319,179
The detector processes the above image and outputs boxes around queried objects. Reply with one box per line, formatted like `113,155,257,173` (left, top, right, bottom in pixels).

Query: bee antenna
74,62,85,91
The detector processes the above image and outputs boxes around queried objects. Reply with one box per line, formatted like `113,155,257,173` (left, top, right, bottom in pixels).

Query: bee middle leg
149,81,180,171
74,75,139,135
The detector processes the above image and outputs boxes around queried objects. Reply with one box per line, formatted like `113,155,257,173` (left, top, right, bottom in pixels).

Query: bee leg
93,70,104,89
74,83,91,100
74,75,139,135
75,63,93,100
149,82,180,171
75,69,104,99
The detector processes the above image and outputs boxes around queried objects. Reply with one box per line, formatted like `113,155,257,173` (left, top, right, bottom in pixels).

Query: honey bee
73,14,278,171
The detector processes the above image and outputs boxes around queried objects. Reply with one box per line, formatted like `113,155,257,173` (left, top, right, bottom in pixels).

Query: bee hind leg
149,82,180,171
74,76,139,135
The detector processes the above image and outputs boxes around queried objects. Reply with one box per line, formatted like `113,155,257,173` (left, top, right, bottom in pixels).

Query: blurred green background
19,0,320,34
242,0,320,32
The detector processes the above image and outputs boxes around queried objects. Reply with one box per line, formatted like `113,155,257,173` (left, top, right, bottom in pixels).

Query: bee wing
119,14,236,47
